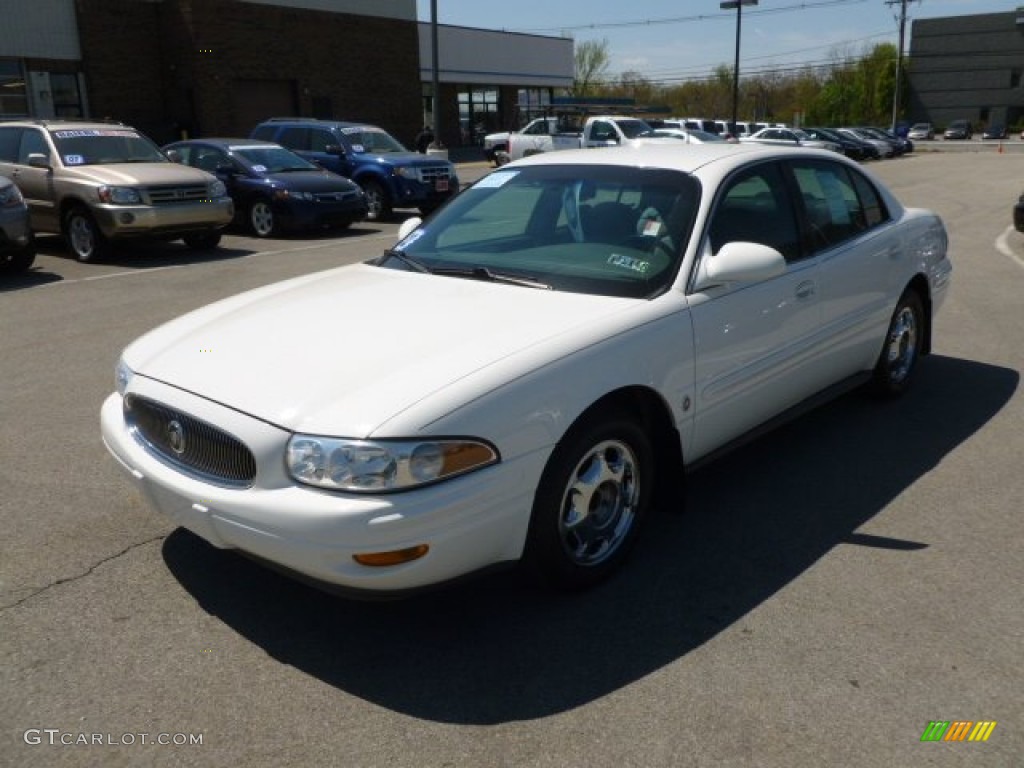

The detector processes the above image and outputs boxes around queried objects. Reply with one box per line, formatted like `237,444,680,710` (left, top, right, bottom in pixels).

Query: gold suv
0,119,233,261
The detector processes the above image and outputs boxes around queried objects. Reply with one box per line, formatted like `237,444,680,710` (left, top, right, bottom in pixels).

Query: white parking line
32,234,394,289
995,226,1024,270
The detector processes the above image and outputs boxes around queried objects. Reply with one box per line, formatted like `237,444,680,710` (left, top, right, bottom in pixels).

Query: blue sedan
163,138,368,237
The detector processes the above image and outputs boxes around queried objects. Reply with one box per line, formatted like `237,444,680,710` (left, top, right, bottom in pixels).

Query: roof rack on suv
264,117,324,123
0,117,126,126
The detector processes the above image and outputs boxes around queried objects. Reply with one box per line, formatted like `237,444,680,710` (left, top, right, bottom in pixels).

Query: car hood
262,170,360,193
63,162,215,186
125,264,639,437
357,151,452,169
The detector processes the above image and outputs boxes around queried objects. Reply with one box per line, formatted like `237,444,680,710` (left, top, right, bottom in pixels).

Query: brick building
0,0,573,149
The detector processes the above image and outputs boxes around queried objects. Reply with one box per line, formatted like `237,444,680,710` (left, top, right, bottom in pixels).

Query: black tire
63,206,108,263
183,231,222,250
525,412,654,590
0,244,35,274
361,180,391,221
248,199,276,237
871,290,924,397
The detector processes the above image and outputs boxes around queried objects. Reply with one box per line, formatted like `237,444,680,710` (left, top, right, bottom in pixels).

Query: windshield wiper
432,266,552,290
378,248,432,274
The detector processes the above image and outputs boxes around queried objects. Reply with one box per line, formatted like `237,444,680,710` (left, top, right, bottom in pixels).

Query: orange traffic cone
998,142,1004,154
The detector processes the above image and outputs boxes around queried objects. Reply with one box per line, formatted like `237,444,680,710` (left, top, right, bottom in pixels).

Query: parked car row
0,116,461,266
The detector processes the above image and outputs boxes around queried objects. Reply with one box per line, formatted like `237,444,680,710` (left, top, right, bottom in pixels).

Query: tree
571,38,611,97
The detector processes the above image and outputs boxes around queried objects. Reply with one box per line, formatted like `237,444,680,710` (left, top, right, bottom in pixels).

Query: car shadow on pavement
162,354,1017,724
33,234,253,268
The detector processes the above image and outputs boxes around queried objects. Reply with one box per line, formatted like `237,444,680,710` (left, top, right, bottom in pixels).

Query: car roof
166,138,280,149
506,142,841,176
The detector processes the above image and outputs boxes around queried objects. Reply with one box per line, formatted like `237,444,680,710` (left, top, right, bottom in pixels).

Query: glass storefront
457,86,499,146
0,60,29,117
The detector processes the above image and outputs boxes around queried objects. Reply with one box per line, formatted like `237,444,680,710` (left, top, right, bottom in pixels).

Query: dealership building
0,0,572,148
906,9,1024,130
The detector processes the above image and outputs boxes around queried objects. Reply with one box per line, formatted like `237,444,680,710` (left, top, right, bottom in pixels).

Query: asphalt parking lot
1,150,1022,768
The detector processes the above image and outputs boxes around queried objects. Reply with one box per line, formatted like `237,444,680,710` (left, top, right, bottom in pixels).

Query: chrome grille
419,166,452,183
124,394,256,487
143,185,210,205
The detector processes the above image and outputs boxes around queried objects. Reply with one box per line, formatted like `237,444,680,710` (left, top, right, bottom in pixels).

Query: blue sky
415,0,1013,83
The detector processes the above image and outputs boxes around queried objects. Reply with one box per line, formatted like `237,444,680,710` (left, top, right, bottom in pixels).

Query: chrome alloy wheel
68,213,98,261
249,200,275,237
557,439,640,567
885,305,918,385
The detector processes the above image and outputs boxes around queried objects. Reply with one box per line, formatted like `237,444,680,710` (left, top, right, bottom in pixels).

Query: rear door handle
795,280,816,300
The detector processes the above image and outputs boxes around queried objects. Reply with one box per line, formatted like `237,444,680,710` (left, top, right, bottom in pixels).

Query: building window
458,86,499,146
50,73,83,117
0,59,28,117
1012,69,1022,89
515,88,553,128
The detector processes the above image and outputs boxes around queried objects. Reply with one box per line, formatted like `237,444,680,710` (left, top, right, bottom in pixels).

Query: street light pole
720,0,757,135
429,0,443,150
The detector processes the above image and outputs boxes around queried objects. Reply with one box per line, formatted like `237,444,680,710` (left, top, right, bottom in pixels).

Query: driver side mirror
324,144,345,156
692,241,786,291
27,153,51,169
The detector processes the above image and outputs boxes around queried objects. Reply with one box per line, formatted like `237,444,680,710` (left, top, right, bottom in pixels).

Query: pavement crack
0,534,167,612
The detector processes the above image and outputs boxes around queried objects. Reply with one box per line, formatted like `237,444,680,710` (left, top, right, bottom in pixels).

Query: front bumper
0,209,33,251
92,198,234,239
100,379,539,594
276,197,368,231
1015,199,1024,233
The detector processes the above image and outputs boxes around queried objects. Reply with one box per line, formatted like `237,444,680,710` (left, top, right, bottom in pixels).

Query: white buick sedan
101,144,952,596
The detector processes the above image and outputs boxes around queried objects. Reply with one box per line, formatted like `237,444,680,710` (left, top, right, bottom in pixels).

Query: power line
509,0,868,34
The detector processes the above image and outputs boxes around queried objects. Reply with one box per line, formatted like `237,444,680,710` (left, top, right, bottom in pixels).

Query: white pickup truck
503,115,672,163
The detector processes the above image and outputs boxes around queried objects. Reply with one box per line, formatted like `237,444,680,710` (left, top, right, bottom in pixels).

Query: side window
0,127,21,162
791,160,884,253
590,121,614,141
309,129,335,152
277,126,310,151
17,129,48,163
193,146,227,174
251,125,277,142
849,169,890,228
707,163,801,262
524,121,548,136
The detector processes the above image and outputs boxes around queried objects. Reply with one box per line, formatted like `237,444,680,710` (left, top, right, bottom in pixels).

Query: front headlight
285,435,498,492
210,179,227,198
273,188,313,201
97,186,142,205
395,166,421,181
115,357,134,395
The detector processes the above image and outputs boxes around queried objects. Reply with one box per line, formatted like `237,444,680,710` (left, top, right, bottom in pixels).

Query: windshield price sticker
473,171,518,189
53,129,139,139
64,155,85,165
607,253,651,274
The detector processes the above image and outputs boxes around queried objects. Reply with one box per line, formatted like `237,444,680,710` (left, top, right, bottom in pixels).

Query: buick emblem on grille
166,419,186,455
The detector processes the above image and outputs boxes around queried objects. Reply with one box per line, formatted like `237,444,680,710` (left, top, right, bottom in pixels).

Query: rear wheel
362,181,391,221
871,290,924,397
525,412,653,590
63,206,107,262
248,199,276,237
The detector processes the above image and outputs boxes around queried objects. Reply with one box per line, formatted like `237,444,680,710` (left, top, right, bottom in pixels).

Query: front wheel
871,290,924,397
183,231,222,250
248,199,276,237
361,181,391,221
63,207,108,262
525,414,653,590
0,244,35,274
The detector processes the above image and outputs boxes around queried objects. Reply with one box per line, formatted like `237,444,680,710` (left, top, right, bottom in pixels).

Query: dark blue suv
251,118,459,220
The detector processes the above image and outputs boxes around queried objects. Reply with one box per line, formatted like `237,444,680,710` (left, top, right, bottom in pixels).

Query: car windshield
379,164,700,299
342,127,408,154
232,145,316,173
616,119,655,139
50,128,166,166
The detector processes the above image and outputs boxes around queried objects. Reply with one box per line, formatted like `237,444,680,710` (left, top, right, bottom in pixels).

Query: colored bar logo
920,721,997,742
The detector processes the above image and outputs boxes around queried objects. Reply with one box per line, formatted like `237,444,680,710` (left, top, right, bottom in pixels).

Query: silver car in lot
0,176,34,273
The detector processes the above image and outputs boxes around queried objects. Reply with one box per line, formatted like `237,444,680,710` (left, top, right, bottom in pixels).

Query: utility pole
429,0,443,150
720,0,757,136
886,0,912,133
